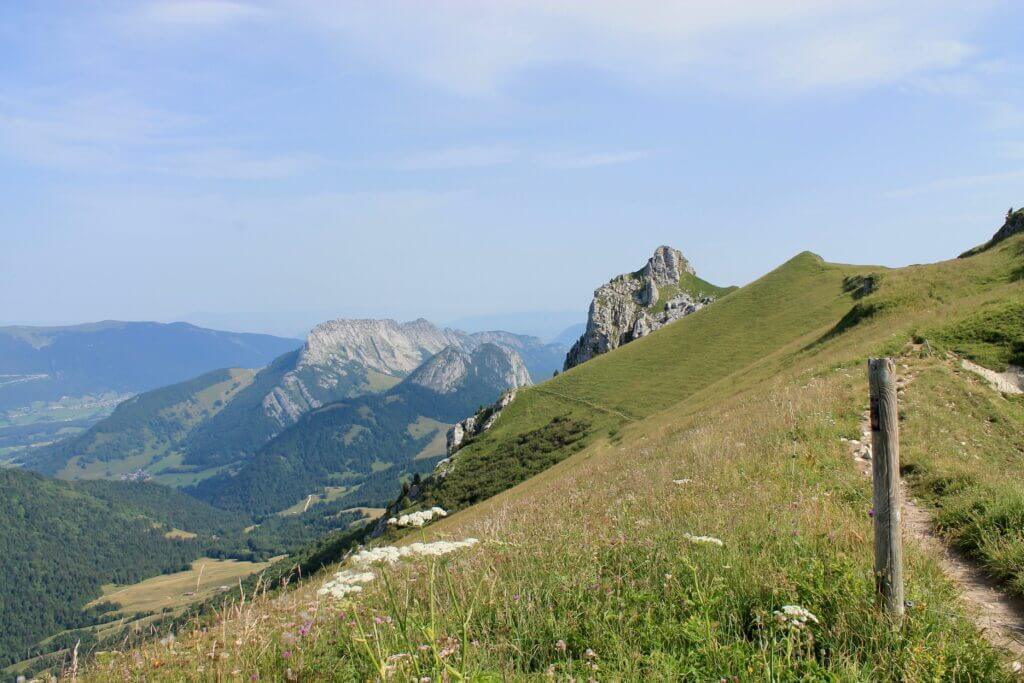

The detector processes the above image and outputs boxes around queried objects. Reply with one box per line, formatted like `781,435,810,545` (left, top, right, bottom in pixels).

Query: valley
0,313,565,677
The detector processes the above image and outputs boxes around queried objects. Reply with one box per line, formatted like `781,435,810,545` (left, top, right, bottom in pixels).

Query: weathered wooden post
868,357,905,619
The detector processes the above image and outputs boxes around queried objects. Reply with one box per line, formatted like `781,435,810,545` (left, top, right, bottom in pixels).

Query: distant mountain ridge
0,320,301,412
191,342,533,516
24,318,562,487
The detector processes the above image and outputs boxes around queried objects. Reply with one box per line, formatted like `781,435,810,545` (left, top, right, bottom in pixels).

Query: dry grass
85,558,280,618
78,368,1010,681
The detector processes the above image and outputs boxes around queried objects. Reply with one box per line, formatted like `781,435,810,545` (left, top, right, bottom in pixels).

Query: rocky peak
564,246,723,370
404,346,471,394
405,343,531,395
299,318,467,376
641,246,694,286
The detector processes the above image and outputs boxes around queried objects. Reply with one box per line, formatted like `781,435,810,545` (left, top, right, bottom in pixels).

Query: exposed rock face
260,318,468,428
960,208,1024,257
564,246,720,370
445,389,518,458
406,343,531,395
301,318,466,376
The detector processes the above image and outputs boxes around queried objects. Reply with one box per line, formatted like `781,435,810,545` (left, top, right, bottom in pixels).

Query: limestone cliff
405,343,531,395
261,318,468,428
564,246,729,370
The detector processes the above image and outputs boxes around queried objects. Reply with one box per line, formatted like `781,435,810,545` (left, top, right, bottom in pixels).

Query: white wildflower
773,605,820,629
672,478,692,485
319,537,478,601
318,569,376,600
683,533,723,547
393,507,449,528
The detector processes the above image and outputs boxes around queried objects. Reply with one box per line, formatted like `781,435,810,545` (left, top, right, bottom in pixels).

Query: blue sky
2,1,1024,337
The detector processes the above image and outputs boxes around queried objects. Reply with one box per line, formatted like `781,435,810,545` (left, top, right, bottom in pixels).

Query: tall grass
80,370,1009,680
899,359,1024,597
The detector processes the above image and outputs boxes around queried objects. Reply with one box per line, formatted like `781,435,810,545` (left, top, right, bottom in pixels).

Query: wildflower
299,621,312,636
555,639,567,652
438,636,460,659
868,508,875,518
773,605,820,629
281,651,292,659
672,478,692,485
684,533,724,547
583,648,598,660
392,507,449,528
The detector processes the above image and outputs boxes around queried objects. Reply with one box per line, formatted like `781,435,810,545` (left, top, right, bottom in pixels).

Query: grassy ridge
431,252,869,510
86,355,1010,680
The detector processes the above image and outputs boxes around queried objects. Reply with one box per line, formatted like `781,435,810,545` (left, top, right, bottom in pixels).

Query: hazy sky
3,1,1024,335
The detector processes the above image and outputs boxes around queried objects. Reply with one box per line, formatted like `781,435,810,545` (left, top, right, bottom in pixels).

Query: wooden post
868,357,904,619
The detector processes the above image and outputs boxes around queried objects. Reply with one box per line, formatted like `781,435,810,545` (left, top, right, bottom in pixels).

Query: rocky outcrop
442,389,518,466
405,343,531,395
300,318,466,376
260,319,469,428
404,346,472,394
564,246,721,370
960,208,1024,257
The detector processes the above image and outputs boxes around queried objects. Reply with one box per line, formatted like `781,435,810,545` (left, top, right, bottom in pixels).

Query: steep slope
191,343,532,516
960,206,1024,257
0,321,299,413
24,368,256,482
427,249,860,510
564,245,735,369
0,468,242,669
467,330,566,382
95,221,1024,681
26,320,559,484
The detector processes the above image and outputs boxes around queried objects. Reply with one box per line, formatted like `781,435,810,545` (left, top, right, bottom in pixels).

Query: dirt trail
849,367,1024,664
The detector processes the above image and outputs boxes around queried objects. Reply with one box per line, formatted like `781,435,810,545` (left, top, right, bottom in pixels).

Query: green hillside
424,251,866,509
0,468,233,669
192,346,527,516
93,225,1024,681
25,367,256,484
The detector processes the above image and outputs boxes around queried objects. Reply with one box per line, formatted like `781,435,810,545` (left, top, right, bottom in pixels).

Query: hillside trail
849,364,1024,664
529,386,635,421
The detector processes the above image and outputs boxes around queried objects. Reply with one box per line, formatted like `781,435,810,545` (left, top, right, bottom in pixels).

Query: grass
276,486,351,516
81,368,1011,681
898,358,1024,596
926,298,1024,371
76,232,1024,681
84,557,279,618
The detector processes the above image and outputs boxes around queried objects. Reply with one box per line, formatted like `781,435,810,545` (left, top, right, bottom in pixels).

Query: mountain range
22,319,562,488
0,321,300,412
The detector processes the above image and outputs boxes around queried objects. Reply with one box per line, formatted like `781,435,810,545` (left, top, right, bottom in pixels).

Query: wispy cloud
396,146,521,170
0,91,315,180
540,150,651,169
155,148,321,180
292,0,990,97
395,145,650,171
130,1,267,29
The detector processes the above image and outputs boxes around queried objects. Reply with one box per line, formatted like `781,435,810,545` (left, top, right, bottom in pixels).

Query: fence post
868,357,904,619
